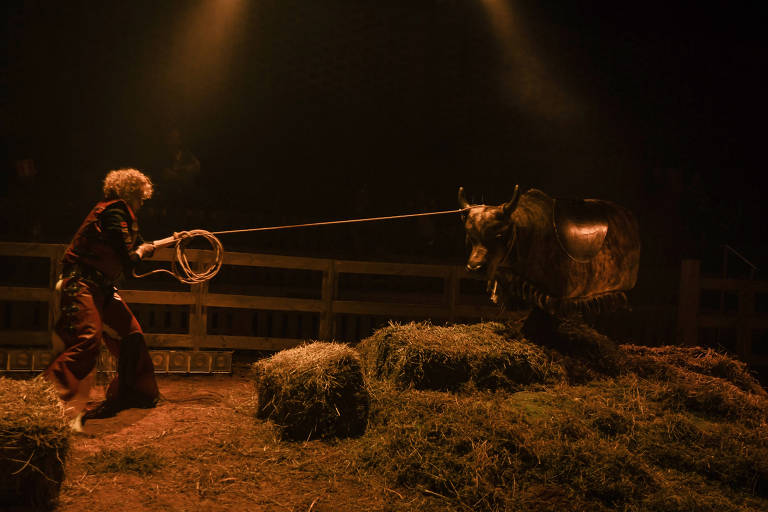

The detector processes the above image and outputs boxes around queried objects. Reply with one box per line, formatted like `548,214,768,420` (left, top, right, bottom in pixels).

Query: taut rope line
134,208,470,284
210,208,470,235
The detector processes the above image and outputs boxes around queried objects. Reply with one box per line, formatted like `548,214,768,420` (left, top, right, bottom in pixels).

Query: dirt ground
55,363,412,512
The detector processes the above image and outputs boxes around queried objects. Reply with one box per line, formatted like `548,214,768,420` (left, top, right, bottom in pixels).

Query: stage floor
56,366,397,512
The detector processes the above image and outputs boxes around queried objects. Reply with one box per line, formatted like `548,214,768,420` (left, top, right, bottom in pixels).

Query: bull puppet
459,186,640,316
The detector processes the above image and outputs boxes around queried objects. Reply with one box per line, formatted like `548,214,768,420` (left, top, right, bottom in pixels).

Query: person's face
129,197,144,212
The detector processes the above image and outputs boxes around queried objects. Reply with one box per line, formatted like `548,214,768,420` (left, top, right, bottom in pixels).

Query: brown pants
43,276,158,414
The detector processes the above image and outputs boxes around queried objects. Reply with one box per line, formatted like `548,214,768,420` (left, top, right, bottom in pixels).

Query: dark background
2,1,765,283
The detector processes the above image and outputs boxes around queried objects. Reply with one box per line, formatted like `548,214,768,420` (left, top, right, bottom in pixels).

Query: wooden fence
0,242,511,354
678,259,768,366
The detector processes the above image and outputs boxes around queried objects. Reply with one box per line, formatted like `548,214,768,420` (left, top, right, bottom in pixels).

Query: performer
43,168,159,431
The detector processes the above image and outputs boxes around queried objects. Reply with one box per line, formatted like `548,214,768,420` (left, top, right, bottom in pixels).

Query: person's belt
61,262,118,289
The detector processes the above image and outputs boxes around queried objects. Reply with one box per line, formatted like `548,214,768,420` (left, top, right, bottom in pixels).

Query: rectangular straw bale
251,342,369,440
357,321,564,391
0,376,70,510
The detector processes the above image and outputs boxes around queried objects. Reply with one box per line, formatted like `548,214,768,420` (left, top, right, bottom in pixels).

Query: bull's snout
466,261,485,272
466,246,488,272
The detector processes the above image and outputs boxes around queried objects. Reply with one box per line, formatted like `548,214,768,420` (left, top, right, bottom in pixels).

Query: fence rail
677,259,768,366
0,242,511,353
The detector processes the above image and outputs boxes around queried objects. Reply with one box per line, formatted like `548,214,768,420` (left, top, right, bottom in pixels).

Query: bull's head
459,186,521,292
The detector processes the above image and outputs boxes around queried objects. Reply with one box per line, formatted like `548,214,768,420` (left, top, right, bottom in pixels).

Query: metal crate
168,351,190,373
8,350,33,371
212,351,233,373
150,351,169,373
189,351,213,373
33,350,54,371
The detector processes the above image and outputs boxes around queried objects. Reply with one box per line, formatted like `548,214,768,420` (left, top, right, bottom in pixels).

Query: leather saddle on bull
552,199,609,263
459,186,640,316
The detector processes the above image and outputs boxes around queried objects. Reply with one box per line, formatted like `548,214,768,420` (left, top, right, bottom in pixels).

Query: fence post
319,260,336,340
47,247,64,347
446,267,460,323
737,284,754,361
190,261,209,350
677,259,700,346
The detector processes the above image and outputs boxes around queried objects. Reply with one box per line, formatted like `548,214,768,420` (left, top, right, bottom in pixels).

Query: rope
134,208,469,284
210,208,469,235
133,229,223,284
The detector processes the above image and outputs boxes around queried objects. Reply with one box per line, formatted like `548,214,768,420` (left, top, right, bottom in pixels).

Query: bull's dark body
462,188,640,315
511,189,639,299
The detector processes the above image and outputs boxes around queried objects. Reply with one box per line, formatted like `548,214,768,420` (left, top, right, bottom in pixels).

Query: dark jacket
62,199,145,283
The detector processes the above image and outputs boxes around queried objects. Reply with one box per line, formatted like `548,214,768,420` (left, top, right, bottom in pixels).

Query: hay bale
0,376,70,510
251,342,369,440
622,344,767,396
522,308,625,381
357,321,564,391
621,344,768,424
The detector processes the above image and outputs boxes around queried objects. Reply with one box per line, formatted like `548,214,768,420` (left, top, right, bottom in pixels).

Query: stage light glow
479,0,582,122
160,0,247,115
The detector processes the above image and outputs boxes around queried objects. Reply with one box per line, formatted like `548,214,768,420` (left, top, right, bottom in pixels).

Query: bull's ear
501,185,521,216
458,186,470,209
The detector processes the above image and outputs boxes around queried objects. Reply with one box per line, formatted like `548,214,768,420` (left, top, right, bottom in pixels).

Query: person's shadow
77,406,155,437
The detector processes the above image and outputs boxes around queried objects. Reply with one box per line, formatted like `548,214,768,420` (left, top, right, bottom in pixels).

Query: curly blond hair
102,168,153,202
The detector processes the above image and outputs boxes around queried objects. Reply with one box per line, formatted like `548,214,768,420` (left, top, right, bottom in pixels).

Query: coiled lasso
133,230,223,284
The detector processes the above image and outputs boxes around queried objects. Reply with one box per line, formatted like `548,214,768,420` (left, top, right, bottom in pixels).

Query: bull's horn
502,185,521,216
458,186,470,209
